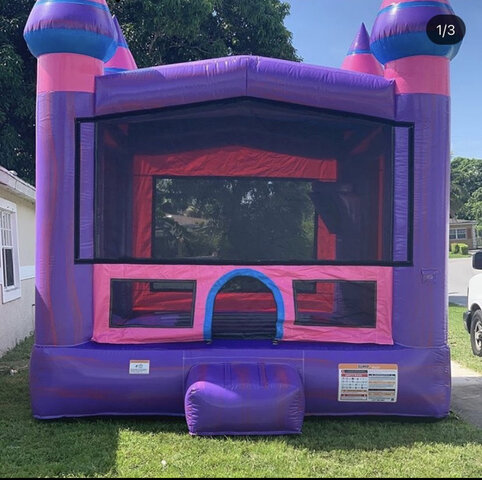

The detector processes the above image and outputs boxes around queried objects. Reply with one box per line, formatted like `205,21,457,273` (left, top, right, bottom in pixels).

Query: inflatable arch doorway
203,269,286,342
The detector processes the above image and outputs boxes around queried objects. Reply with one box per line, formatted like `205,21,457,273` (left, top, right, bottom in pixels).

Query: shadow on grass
0,336,117,478
104,410,482,453
2,336,482,478
3,392,482,478
1,385,116,478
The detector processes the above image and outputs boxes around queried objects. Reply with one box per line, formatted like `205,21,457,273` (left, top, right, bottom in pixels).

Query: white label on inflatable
338,364,398,402
129,360,150,375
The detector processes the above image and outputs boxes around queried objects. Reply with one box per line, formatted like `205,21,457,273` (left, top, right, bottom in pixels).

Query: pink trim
93,265,393,345
341,54,383,76
87,0,109,4
105,47,137,71
380,0,449,7
134,148,337,180
38,53,103,93
384,56,449,95
131,148,337,258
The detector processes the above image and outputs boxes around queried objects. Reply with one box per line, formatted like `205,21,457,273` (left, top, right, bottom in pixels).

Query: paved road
448,256,478,306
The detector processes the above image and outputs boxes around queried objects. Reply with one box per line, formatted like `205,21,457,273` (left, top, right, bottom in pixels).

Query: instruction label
129,360,150,375
338,364,398,403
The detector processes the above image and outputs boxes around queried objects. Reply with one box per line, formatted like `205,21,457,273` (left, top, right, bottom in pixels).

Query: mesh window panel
211,276,277,340
293,280,376,328
393,126,413,262
76,98,413,264
153,177,317,262
77,122,95,260
110,279,195,328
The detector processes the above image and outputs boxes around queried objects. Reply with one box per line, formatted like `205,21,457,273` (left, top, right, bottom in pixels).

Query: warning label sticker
338,364,398,403
129,360,150,375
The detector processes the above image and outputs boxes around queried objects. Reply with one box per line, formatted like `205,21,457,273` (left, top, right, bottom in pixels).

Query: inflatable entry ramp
185,363,305,436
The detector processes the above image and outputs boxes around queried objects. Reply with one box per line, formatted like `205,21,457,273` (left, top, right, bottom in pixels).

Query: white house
0,166,35,356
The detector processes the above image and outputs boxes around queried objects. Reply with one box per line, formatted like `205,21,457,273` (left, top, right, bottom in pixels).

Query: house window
450,228,467,240
0,199,21,303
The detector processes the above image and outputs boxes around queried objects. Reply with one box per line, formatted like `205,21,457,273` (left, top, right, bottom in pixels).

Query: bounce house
24,0,463,435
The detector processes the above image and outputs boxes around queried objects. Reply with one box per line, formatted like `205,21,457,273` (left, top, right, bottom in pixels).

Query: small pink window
293,280,376,328
110,279,196,329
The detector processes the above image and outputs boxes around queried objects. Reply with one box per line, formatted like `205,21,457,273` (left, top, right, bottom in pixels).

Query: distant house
449,218,477,250
0,166,35,356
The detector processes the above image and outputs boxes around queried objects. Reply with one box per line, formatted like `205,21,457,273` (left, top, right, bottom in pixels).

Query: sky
284,0,482,159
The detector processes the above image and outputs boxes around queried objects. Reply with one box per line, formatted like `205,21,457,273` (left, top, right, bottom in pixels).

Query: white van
464,251,482,356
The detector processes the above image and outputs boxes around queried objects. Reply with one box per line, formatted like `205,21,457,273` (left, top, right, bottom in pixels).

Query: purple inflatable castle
24,0,462,435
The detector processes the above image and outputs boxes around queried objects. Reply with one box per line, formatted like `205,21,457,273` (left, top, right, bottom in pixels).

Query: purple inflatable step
184,363,305,436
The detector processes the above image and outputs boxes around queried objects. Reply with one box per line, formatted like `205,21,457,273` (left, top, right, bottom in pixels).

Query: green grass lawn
1,316,482,478
449,252,471,259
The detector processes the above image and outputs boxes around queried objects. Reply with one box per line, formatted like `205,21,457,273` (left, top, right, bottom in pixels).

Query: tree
464,187,482,225
450,157,482,220
0,1,36,183
0,0,299,184
107,0,299,67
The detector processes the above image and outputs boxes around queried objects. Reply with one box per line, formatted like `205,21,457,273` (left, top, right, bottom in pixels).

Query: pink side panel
93,265,393,345
134,148,337,181
341,54,383,76
132,175,152,258
105,47,137,71
384,56,449,95
133,292,277,313
38,54,103,93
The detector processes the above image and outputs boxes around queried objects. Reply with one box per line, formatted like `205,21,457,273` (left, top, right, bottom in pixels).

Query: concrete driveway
451,361,482,428
448,256,478,306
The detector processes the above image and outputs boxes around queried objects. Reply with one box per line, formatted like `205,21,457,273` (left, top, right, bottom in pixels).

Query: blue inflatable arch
203,268,285,341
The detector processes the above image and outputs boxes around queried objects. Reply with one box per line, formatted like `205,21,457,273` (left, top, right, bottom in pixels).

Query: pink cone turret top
341,23,383,76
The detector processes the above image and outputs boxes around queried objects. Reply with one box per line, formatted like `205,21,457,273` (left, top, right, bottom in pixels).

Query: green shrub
450,243,469,255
